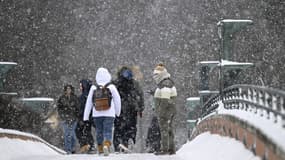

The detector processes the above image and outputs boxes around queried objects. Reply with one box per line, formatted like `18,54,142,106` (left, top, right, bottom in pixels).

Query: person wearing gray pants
152,63,177,155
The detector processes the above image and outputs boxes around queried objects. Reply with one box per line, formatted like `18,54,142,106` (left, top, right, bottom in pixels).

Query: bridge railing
201,84,285,128
200,93,220,118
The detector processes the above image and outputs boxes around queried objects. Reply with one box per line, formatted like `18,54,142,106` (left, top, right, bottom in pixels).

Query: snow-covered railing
195,85,285,160
221,85,285,128
201,85,285,128
0,128,65,154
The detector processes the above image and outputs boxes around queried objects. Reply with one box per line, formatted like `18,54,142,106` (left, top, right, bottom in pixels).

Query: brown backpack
92,83,112,111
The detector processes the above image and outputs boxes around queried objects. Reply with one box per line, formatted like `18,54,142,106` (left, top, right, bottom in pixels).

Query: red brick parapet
191,115,285,160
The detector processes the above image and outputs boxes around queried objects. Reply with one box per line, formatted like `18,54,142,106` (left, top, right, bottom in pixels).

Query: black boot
87,144,96,154
168,149,176,155
154,150,169,155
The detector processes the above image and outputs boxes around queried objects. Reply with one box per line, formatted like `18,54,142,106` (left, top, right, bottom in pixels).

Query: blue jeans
93,117,115,145
61,121,77,154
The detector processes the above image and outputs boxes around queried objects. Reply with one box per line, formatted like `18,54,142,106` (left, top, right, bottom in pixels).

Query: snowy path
22,153,184,160
2,131,260,160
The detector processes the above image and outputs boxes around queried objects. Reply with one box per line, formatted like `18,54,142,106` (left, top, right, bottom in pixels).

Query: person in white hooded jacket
83,67,121,156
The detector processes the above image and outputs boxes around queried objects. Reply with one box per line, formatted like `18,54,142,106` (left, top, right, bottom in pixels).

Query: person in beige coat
152,63,177,155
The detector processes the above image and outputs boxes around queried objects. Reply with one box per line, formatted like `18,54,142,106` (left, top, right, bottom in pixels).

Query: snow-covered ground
0,128,260,160
6,99,285,160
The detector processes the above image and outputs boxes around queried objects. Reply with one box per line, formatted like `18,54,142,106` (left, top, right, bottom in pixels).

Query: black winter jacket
57,94,80,122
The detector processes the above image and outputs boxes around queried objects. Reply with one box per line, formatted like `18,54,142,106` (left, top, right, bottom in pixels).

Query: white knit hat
153,63,167,74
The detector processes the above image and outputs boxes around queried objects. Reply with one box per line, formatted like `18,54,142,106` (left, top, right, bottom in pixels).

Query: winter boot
154,151,169,155
79,144,90,154
97,144,103,155
87,144,96,154
103,140,111,156
168,149,176,155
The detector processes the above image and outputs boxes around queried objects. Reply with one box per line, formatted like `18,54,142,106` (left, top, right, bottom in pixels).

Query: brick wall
191,115,285,160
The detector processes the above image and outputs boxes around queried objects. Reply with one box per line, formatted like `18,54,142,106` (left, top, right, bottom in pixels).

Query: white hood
96,67,112,85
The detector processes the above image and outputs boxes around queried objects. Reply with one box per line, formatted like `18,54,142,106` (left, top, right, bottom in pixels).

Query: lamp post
198,61,220,106
217,19,253,60
217,19,254,90
1,61,55,121
0,62,18,103
186,97,200,139
188,19,255,131
0,62,17,93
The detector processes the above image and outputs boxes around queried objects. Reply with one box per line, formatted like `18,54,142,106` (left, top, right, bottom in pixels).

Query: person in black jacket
57,84,80,154
146,115,161,153
113,66,145,152
76,79,95,153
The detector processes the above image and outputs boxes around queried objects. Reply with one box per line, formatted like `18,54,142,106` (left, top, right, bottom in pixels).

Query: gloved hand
82,120,89,125
85,121,90,127
138,112,142,118
78,120,85,126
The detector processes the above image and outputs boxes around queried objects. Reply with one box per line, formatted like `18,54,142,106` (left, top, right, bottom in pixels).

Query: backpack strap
94,83,100,89
157,78,174,89
104,82,112,88
95,82,112,88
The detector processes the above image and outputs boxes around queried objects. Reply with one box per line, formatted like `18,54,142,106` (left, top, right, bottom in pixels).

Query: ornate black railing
201,84,285,128
200,94,220,118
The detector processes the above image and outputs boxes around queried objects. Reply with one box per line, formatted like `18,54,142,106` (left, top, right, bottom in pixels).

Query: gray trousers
158,114,175,152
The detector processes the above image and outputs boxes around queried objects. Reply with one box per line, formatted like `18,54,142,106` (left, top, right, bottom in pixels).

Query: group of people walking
56,64,177,156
